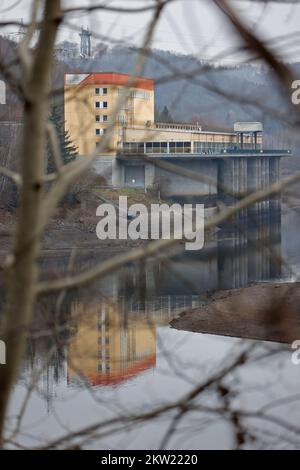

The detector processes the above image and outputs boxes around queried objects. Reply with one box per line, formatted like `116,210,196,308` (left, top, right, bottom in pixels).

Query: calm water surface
8,208,300,449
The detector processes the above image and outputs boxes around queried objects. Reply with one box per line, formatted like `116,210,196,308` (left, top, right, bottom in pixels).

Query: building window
145,142,152,153
96,101,108,109
161,142,168,153
153,142,160,153
130,90,150,100
96,128,106,136
169,141,191,153
176,142,184,153
193,141,236,154
118,115,127,124
134,141,192,154
119,142,196,155
95,87,108,95
117,88,149,100
184,142,191,153
122,142,144,153
96,115,108,122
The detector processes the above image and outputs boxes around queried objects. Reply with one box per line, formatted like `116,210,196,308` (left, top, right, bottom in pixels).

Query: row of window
96,128,106,136
95,115,128,126
95,87,150,100
98,348,109,357
97,139,255,151
122,141,245,154
95,87,108,95
130,90,150,100
98,336,109,345
96,101,108,109
96,115,108,122
156,123,202,132
122,142,192,154
193,142,237,153
117,88,150,100
98,363,110,372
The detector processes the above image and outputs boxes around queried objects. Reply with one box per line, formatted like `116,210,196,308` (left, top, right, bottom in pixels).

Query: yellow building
64,72,262,156
64,72,155,155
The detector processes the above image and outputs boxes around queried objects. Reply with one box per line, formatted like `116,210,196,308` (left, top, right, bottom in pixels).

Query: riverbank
170,282,300,343
0,188,163,254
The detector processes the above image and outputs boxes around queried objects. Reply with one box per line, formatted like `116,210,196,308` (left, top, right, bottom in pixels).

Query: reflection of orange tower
68,302,156,386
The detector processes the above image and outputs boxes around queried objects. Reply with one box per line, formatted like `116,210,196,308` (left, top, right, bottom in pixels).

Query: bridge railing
118,145,291,157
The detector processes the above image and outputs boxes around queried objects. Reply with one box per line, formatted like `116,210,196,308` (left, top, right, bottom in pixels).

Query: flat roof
126,125,236,136
64,72,154,90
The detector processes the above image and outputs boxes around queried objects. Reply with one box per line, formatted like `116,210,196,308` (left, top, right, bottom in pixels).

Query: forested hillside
1,35,300,171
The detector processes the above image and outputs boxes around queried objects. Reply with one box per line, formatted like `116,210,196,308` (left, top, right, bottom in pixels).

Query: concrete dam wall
111,154,282,210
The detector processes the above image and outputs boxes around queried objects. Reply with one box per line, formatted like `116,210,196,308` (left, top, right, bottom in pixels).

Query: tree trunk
0,0,61,445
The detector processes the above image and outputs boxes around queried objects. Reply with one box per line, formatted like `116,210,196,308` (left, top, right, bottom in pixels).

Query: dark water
8,206,300,449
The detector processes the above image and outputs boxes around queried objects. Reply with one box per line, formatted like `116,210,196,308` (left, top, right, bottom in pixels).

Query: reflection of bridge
114,221,282,300
30,208,284,396
38,204,282,299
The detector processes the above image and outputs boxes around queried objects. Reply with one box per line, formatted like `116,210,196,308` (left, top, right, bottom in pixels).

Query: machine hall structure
64,72,290,204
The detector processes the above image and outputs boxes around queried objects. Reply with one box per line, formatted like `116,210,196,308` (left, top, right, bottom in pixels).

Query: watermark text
96,196,205,251
291,80,300,105
0,340,6,365
291,340,300,365
0,79,6,104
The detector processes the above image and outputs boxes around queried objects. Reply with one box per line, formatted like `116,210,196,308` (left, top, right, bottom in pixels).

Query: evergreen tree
159,105,173,123
47,106,78,173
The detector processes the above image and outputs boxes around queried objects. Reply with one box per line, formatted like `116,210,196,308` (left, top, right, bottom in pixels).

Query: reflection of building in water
217,204,281,290
68,303,156,386
27,205,283,400
113,206,282,299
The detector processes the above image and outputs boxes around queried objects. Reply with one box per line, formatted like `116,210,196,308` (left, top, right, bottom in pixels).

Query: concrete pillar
218,157,248,204
269,156,281,222
112,157,124,187
218,158,234,204
145,162,156,189
218,231,248,290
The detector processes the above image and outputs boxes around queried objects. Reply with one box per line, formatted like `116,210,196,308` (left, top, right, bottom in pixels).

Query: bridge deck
117,149,291,160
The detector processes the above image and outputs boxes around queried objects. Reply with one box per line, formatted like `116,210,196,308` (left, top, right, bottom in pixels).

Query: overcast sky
1,0,300,62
